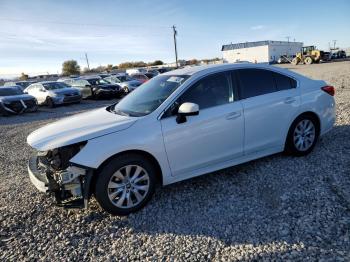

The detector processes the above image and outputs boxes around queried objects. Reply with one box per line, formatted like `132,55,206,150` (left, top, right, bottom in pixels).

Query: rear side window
273,72,297,91
236,69,276,99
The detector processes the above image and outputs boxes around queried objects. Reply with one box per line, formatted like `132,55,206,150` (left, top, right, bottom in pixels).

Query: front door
160,72,244,176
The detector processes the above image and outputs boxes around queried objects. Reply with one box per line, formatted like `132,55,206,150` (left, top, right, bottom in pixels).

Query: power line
0,18,169,29
332,40,337,49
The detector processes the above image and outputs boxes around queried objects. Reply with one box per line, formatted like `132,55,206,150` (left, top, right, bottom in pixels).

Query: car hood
0,94,35,102
27,107,136,151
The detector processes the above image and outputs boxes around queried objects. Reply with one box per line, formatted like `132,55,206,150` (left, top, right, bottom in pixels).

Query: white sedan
27,63,336,215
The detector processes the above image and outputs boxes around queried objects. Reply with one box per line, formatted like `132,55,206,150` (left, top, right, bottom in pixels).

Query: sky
0,0,349,78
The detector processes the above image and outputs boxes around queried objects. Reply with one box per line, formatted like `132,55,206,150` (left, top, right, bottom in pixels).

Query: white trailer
222,40,303,64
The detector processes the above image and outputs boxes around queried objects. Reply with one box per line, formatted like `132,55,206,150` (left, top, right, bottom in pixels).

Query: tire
46,97,55,108
292,57,299,65
305,57,313,65
123,86,129,94
95,153,157,215
285,115,319,156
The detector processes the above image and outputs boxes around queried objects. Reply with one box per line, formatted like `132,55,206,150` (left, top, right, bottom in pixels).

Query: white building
222,40,303,63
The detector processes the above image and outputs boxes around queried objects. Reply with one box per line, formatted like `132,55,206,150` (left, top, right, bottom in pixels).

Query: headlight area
30,141,93,208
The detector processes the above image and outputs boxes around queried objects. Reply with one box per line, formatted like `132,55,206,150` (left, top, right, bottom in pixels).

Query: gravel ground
1,62,350,261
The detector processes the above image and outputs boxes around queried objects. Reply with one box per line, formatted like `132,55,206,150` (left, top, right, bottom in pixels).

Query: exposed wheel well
90,150,163,193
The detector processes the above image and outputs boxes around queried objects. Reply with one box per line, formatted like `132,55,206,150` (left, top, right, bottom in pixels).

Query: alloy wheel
107,165,150,208
293,119,316,151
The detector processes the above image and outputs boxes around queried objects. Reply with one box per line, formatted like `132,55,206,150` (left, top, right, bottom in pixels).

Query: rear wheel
285,115,319,156
95,154,157,215
304,57,313,65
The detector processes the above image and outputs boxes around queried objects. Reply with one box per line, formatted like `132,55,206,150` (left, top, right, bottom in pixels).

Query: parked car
79,76,123,99
4,81,36,90
104,74,142,94
24,81,82,107
331,50,347,59
98,73,111,78
144,72,157,79
57,78,92,99
26,63,335,215
146,69,160,76
155,68,173,74
0,86,38,116
126,68,147,75
130,73,149,83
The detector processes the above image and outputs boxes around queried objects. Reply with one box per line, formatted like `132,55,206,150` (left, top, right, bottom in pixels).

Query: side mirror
39,88,46,92
176,102,199,124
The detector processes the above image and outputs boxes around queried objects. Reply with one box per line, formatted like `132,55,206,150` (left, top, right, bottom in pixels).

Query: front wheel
285,115,319,156
292,57,299,65
95,154,157,215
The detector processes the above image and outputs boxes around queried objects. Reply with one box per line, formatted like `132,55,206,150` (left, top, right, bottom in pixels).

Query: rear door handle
226,111,241,120
284,97,296,104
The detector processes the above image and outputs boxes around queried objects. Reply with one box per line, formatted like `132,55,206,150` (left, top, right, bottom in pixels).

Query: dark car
144,72,157,79
4,81,36,90
0,86,38,116
81,76,123,99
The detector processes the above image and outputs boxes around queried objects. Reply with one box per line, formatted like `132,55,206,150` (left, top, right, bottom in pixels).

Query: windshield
43,82,69,90
112,75,189,117
0,88,23,96
87,78,110,85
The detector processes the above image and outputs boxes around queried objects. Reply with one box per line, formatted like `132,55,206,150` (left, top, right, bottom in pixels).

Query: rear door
235,68,300,154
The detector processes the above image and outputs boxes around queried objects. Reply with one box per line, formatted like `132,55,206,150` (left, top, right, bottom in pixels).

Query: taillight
321,86,335,96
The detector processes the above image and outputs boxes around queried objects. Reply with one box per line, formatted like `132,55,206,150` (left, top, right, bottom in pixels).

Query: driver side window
166,72,232,117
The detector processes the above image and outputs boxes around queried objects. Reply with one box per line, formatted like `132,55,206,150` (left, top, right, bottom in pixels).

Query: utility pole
332,40,337,49
172,25,178,68
85,52,90,70
286,36,290,43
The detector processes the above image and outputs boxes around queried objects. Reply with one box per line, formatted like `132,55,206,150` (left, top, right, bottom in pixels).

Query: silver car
24,81,82,107
104,74,142,94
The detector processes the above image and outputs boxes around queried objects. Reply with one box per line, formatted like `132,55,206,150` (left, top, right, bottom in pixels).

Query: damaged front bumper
27,155,93,208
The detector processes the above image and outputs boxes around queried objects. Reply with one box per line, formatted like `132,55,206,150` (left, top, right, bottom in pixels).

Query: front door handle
226,111,241,120
284,97,296,104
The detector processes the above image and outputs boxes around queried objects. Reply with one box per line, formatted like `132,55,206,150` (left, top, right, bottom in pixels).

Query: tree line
17,57,221,78
62,60,164,76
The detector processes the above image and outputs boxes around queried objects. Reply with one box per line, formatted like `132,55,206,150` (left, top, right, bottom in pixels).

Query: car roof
38,81,59,84
163,63,304,79
80,75,102,80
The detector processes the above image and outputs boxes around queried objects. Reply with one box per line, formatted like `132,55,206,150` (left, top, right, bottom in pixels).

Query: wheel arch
285,111,321,148
91,149,164,190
